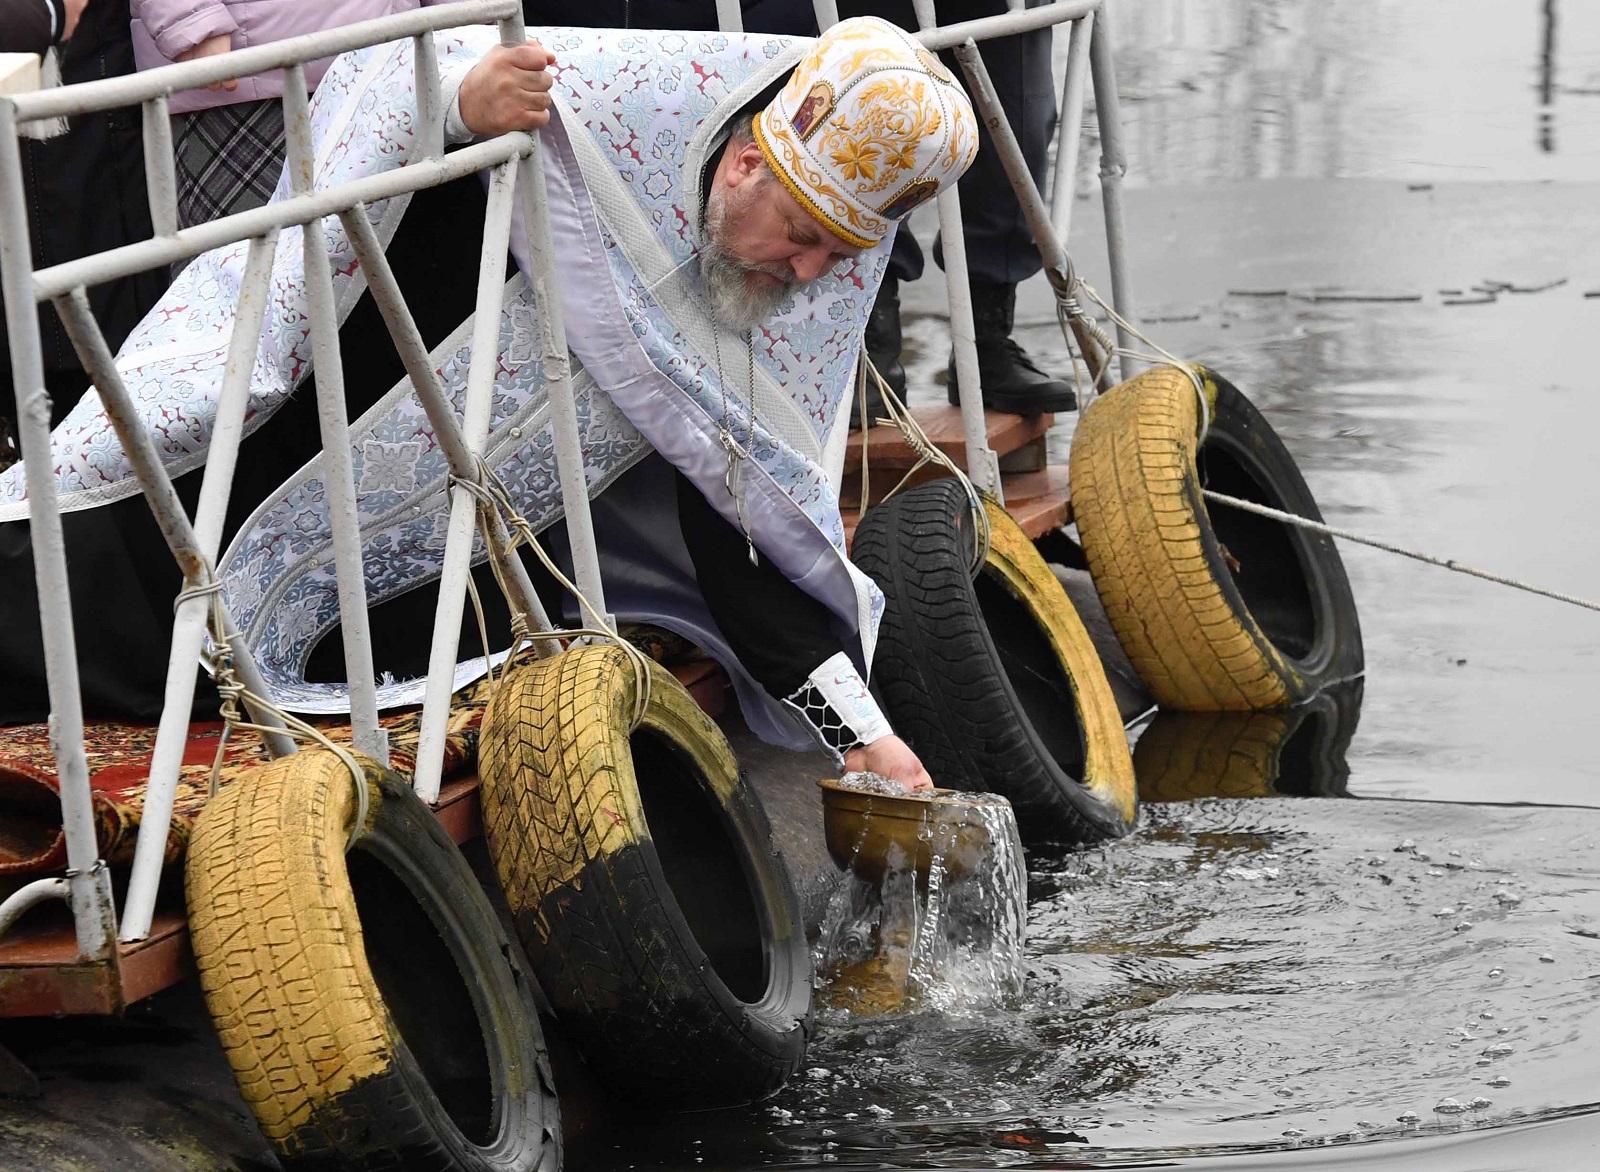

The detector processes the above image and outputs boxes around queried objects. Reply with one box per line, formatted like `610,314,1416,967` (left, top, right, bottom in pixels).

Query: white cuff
441,59,476,144
783,652,894,763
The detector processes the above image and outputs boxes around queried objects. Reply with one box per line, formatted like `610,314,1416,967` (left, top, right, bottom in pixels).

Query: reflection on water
1074,0,1600,185
1134,682,1363,803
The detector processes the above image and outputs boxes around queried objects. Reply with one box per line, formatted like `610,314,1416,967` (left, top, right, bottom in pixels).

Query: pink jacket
130,0,450,114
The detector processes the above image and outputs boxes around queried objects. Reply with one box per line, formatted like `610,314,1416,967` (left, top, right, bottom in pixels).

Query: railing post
142,96,179,237
715,0,744,33
283,62,387,763
1049,10,1094,240
910,0,1002,501
336,202,558,653
1088,1,1138,382
413,30,444,161
0,99,117,961
53,249,292,940
413,162,518,804
951,36,1110,389
499,10,613,630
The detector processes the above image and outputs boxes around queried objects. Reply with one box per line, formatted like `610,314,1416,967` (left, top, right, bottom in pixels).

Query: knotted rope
174,577,371,849
857,355,992,575
450,457,654,730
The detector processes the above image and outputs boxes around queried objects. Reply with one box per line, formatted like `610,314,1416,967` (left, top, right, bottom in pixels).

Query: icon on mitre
791,81,835,142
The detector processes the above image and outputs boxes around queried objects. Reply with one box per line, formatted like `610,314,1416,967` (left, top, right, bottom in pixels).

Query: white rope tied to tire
857,355,992,574
450,458,655,731
1053,273,1213,442
1202,489,1600,614
1038,254,1596,615
174,576,372,849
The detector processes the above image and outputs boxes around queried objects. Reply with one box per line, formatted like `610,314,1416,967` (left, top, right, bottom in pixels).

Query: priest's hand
458,41,558,136
844,735,934,792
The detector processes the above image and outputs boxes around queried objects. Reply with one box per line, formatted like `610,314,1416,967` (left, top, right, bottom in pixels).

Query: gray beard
700,191,796,331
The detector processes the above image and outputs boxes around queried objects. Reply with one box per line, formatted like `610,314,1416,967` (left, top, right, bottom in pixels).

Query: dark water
594,2,1600,1168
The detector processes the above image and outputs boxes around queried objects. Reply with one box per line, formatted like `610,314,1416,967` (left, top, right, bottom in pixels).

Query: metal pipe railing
0,0,1137,967
32,132,528,301
0,878,68,941
284,63,387,765
1049,9,1094,239
55,240,295,942
911,0,1002,501
414,161,518,804
141,96,179,238
499,9,615,639
716,0,744,33
1088,3,1138,381
917,1,1098,51
951,37,1110,388
335,200,559,661
0,100,119,962
7,0,519,124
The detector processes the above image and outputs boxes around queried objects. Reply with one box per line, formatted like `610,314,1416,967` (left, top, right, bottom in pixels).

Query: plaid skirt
173,99,287,230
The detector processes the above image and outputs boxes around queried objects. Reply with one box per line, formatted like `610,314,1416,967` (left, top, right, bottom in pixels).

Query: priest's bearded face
702,139,864,331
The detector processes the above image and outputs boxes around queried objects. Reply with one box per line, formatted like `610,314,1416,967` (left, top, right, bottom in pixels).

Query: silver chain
707,300,759,566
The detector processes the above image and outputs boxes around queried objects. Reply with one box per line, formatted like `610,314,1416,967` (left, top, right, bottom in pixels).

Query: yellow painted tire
1134,681,1363,802
850,478,1138,846
1070,365,1363,711
186,750,559,1171
480,646,812,1107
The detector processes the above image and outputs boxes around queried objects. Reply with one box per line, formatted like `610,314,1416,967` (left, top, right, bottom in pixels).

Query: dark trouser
835,0,1056,287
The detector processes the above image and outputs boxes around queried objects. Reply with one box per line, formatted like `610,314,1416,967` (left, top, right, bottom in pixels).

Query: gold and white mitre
754,15,979,249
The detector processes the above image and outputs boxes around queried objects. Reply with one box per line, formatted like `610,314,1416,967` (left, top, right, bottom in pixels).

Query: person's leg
930,0,1075,413
834,0,1072,415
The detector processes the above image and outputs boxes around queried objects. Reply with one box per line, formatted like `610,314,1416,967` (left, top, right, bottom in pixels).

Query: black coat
0,0,165,424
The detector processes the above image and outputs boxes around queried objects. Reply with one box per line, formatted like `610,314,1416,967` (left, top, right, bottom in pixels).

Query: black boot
854,275,903,430
947,281,1077,415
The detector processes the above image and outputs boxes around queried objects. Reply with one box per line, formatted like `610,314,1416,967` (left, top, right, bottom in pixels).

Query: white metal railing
0,0,1133,967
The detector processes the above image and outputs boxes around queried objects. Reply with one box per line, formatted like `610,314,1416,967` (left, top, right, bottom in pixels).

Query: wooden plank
1001,465,1074,538
844,405,1053,473
843,465,1072,547
117,910,193,1006
668,656,728,718
434,774,483,846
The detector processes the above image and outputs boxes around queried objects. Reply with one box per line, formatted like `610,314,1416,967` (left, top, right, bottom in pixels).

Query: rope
859,355,992,574
1050,269,1213,442
1202,489,1600,614
1035,250,1597,617
451,458,655,729
175,576,373,848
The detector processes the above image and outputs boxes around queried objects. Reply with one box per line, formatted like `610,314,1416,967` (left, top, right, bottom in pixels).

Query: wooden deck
0,658,732,1018
841,404,1073,542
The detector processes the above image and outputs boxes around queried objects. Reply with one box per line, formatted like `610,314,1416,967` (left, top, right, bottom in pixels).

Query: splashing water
818,777,1028,1015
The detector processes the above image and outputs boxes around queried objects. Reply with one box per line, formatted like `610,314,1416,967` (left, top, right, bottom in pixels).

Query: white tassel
19,48,69,141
